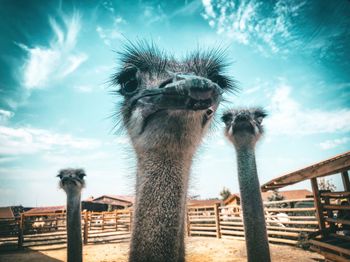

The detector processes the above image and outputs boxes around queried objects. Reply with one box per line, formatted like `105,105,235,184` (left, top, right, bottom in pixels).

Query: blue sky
0,0,349,207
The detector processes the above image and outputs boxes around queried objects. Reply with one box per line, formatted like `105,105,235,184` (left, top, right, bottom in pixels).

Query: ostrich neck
236,147,271,262
66,191,82,262
130,150,192,262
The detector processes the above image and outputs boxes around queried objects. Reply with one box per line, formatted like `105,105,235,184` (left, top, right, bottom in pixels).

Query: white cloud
42,151,111,165
265,84,350,135
114,136,130,145
319,137,350,150
0,126,101,155
96,25,123,47
20,12,87,89
201,0,306,56
0,109,14,124
74,85,94,93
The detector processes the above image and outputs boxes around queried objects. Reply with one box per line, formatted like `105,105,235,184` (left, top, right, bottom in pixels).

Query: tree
220,187,232,201
318,177,336,191
267,189,284,202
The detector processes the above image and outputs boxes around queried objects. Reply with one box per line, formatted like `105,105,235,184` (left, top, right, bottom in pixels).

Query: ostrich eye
117,65,140,95
254,109,267,124
122,78,139,94
77,173,86,179
221,113,233,125
256,117,264,124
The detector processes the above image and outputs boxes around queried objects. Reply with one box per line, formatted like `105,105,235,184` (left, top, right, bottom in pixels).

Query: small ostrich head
57,168,86,194
221,108,267,149
113,41,235,153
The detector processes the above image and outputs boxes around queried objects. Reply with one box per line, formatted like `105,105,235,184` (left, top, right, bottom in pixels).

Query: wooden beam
320,191,350,198
261,151,350,191
326,218,350,225
341,171,350,191
323,196,336,232
323,205,350,210
310,246,350,262
311,178,326,233
214,203,221,239
83,211,89,244
309,239,350,256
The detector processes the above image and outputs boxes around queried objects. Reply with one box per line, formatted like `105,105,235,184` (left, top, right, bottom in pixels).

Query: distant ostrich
222,108,271,262
58,168,86,262
113,41,235,261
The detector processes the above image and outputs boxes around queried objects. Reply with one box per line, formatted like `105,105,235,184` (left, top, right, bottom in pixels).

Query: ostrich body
222,108,271,262
58,168,86,262
113,42,234,262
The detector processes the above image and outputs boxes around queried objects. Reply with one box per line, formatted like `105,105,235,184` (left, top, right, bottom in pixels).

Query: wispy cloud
265,84,350,135
0,126,101,155
0,109,14,124
96,15,125,46
74,85,94,93
201,0,306,56
20,12,87,89
42,151,111,165
319,137,350,150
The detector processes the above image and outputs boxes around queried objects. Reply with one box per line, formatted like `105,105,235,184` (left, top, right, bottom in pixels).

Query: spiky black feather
111,40,237,92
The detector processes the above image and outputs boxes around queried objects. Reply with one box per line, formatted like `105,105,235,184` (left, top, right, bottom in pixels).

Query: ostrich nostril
206,108,214,116
189,87,214,100
159,78,173,89
236,114,249,121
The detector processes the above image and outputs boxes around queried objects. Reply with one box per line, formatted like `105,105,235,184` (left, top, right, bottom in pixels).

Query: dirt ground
0,237,324,262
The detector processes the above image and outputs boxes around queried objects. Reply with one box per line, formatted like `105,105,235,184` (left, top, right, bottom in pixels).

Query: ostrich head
222,108,267,149
57,168,86,194
113,41,235,154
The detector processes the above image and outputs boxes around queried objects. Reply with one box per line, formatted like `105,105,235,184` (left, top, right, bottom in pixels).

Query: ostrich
112,41,235,261
221,108,271,262
57,168,86,262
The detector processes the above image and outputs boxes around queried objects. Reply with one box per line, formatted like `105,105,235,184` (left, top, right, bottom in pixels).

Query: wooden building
82,195,134,212
261,151,350,261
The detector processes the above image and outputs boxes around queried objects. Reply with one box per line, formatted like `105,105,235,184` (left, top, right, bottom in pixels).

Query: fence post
101,212,105,231
214,203,221,239
186,207,191,237
129,210,133,232
17,213,24,249
115,210,118,231
83,211,88,245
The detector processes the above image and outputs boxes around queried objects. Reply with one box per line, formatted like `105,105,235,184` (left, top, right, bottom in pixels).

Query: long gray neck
129,151,192,262
235,147,271,262
66,192,82,262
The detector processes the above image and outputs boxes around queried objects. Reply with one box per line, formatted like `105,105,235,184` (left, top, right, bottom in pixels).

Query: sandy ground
0,237,324,262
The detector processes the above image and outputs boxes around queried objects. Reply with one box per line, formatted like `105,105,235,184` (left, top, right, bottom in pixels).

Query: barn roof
261,151,350,192
188,199,223,206
224,194,240,205
25,206,65,214
85,195,135,207
0,207,14,219
261,189,313,201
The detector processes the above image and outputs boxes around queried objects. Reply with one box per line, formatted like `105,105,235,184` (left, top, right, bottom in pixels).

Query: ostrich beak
130,76,222,118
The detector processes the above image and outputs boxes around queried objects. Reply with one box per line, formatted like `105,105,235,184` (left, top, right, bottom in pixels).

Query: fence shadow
0,248,62,262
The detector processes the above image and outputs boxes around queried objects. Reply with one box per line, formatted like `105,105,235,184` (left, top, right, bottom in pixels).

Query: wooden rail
188,199,318,246
0,210,132,250
0,198,323,250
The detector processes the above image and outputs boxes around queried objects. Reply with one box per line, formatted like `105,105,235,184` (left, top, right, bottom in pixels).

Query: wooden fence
187,198,318,246
0,210,132,251
0,199,318,250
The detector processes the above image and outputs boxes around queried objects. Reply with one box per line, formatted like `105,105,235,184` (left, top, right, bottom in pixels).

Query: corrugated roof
261,189,313,201
90,195,135,204
224,194,240,205
188,199,223,206
261,151,350,192
25,206,65,214
0,207,14,219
